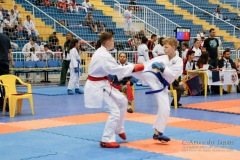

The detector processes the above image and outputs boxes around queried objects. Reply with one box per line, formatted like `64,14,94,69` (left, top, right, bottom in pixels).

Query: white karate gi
123,9,132,32
152,44,165,57
84,46,134,142
137,43,149,64
24,20,39,37
132,55,183,133
67,0,78,13
68,48,81,90
137,43,149,86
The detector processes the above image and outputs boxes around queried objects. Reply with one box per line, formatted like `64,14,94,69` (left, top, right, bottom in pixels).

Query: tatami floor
0,86,239,160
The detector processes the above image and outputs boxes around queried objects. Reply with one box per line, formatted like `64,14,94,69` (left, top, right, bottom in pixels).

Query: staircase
157,0,240,48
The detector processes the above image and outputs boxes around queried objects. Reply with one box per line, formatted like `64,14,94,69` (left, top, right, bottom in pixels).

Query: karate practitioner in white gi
67,39,84,95
132,37,183,142
123,6,133,34
84,32,144,148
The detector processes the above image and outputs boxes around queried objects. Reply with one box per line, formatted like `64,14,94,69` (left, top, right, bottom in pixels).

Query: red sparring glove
133,64,144,72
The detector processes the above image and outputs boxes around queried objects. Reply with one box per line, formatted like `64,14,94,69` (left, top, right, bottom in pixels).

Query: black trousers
0,61,9,107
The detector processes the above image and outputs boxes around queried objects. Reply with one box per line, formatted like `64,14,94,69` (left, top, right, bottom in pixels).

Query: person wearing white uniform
132,38,183,142
152,37,165,57
67,39,83,95
192,39,202,61
84,32,144,148
123,6,132,34
137,36,149,86
24,15,39,38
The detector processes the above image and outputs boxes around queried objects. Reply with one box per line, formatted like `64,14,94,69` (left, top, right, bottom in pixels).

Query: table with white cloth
207,69,239,95
187,69,239,96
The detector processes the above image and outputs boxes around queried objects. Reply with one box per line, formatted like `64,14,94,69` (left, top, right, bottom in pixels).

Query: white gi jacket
84,46,134,108
143,55,183,84
152,44,165,57
69,48,80,69
24,20,35,30
137,43,149,64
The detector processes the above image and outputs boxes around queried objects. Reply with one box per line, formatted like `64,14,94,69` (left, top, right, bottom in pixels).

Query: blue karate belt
145,71,170,94
77,60,80,76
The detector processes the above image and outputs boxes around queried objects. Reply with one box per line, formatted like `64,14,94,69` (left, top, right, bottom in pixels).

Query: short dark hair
182,42,189,48
53,32,57,35
119,52,127,57
209,28,215,33
30,47,35,52
151,34,157,39
223,48,230,55
141,36,148,44
44,44,49,48
99,32,113,45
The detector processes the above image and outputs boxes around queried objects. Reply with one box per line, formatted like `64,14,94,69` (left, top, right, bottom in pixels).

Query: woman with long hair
67,39,83,95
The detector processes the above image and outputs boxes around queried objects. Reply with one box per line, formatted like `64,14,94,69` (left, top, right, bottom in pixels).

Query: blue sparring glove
152,62,165,72
108,74,117,81
74,67,79,73
130,77,139,84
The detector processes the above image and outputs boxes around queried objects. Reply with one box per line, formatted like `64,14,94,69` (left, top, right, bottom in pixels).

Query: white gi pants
26,28,39,37
67,68,79,90
124,18,132,32
102,87,128,142
132,71,170,133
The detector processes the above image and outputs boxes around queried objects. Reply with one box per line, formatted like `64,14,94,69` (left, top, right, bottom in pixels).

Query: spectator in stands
57,0,67,13
9,9,18,27
0,5,5,16
68,0,78,13
13,5,22,25
41,44,53,61
48,32,62,51
0,30,12,111
127,35,137,51
29,47,40,61
192,39,202,61
109,52,136,113
24,15,39,39
45,0,51,7
59,32,73,86
203,28,219,68
200,36,206,49
82,0,94,13
147,34,157,60
197,30,204,40
98,23,105,34
3,14,16,39
215,5,223,19
22,38,40,61
152,37,165,57
181,42,189,59
129,0,136,5
85,12,97,32
123,6,133,35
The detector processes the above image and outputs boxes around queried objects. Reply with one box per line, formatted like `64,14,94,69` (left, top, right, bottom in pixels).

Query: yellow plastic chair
169,83,178,109
0,75,34,117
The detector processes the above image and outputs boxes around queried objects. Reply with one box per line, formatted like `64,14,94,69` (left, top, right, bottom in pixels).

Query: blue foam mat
17,86,84,96
0,129,186,160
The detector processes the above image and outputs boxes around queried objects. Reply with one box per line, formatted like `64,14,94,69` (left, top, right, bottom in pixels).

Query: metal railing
114,3,180,37
173,0,240,37
215,0,240,15
17,0,94,49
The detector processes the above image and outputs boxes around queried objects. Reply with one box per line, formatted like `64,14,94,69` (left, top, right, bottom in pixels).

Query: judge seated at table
218,48,240,93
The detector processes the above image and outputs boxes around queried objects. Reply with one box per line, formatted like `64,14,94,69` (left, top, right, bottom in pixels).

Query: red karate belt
87,75,121,90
